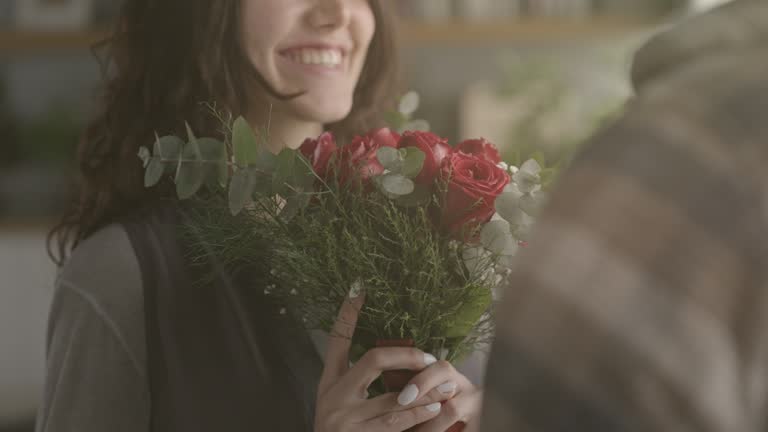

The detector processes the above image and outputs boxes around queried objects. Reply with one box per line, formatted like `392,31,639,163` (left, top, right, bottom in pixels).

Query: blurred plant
496,53,630,188
0,73,20,167
15,105,81,166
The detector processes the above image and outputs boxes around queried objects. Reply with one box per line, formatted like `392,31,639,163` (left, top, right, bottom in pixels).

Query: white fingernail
424,353,437,366
426,402,442,413
437,381,457,395
397,384,419,406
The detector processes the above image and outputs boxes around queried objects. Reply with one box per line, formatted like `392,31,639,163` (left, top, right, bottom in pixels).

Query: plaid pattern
480,2,768,431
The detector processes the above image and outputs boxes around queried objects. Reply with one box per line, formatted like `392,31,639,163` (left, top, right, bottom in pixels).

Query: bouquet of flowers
138,96,548,393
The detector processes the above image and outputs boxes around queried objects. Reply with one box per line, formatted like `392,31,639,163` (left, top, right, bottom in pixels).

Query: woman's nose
307,0,351,30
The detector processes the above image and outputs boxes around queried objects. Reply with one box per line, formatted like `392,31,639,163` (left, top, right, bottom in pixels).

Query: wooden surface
399,17,659,44
0,29,108,55
0,18,659,55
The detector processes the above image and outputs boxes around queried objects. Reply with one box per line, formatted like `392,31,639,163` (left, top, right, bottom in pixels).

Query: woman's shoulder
55,222,146,366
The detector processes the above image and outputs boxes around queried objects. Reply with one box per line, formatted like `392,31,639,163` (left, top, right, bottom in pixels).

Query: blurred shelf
0,17,662,55
398,17,661,44
0,29,108,55
0,217,56,232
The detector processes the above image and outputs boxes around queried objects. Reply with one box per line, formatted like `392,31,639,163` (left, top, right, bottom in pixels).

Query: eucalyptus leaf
232,116,259,167
376,147,401,171
404,119,430,132
400,147,426,179
144,157,164,187
198,137,228,189
398,91,420,116
384,111,407,131
154,135,183,160
273,148,297,196
381,174,414,196
228,168,257,215
175,142,205,199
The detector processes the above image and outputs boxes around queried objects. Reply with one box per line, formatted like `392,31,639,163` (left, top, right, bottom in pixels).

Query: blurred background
0,0,732,430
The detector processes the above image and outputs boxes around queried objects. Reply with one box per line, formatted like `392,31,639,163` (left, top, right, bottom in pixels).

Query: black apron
122,204,323,431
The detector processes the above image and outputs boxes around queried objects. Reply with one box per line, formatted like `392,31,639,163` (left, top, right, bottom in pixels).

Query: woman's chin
292,101,353,126
292,97,352,124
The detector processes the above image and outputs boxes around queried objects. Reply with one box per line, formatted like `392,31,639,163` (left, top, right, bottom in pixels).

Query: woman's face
241,0,376,124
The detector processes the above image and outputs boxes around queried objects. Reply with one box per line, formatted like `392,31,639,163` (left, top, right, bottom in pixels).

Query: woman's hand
315,294,471,432
402,361,483,432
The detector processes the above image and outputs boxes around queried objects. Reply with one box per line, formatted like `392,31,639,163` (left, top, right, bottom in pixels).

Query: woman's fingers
335,347,437,399
413,390,483,432
318,294,365,395
360,387,456,421
368,400,444,432
396,360,469,407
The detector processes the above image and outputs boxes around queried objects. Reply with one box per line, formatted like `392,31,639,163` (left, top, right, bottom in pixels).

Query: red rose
456,138,501,164
338,128,400,183
299,132,337,178
399,131,451,185
440,152,510,239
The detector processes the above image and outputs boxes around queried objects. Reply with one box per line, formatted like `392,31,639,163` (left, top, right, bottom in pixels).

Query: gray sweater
36,224,487,431
36,225,148,432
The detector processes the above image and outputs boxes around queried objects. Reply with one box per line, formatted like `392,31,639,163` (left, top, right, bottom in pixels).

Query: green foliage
232,117,259,167
141,108,499,370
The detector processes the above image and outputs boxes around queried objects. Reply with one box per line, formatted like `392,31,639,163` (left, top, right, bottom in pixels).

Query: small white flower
509,165,519,175
279,308,287,315
497,161,510,172
513,159,542,194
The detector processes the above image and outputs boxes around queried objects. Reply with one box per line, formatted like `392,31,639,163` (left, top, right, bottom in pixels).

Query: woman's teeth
285,49,342,67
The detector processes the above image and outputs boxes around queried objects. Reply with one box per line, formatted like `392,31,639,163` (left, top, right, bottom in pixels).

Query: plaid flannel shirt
481,1,768,431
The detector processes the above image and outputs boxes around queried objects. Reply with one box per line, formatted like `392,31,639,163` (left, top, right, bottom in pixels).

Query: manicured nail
397,384,419,406
437,381,457,395
424,353,437,366
426,402,442,413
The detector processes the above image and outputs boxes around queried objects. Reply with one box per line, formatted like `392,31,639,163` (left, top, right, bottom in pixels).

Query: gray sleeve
35,282,149,432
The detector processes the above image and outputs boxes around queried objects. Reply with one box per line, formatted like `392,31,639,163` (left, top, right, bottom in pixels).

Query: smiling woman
35,1,461,432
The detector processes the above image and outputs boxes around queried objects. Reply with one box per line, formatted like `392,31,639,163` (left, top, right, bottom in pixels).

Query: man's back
480,1,768,431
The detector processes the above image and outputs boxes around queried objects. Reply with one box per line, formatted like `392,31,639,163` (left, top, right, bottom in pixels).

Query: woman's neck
245,106,323,154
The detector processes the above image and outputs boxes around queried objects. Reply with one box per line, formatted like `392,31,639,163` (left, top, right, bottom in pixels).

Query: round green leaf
398,91,420,116
400,147,426,179
154,135,183,160
198,137,228,188
404,119,430,132
381,174,414,196
144,157,164,187
232,116,259,167
228,168,257,215
377,147,401,171
175,142,205,199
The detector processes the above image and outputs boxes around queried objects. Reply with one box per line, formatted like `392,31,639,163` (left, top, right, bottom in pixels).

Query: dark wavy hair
49,0,400,264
